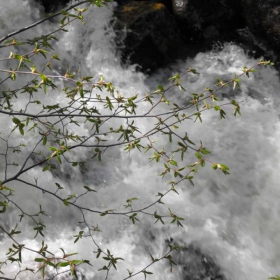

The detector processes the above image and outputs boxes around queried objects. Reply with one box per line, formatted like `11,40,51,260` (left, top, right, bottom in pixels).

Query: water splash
1,1,280,280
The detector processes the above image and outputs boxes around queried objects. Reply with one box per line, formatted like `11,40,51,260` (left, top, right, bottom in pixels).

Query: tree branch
0,1,89,44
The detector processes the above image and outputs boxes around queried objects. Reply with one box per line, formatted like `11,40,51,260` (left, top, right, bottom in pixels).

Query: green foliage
0,0,277,279
269,276,280,280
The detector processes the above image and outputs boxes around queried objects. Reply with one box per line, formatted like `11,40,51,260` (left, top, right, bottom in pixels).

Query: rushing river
1,1,280,280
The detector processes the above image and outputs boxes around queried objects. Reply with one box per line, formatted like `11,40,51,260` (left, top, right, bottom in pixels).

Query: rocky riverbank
35,0,280,72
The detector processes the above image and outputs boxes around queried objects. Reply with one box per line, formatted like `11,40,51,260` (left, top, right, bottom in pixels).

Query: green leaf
100,211,108,216
170,160,177,166
219,109,226,119
157,85,164,92
195,152,202,159
2,186,14,192
19,126,24,135
83,186,96,192
43,83,47,94
219,163,229,170
169,133,172,143
201,148,210,154
55,183,63,189
65,252,78,257
56,153,61,164
12,117,21,125
58,262,70,267
43,136,47,145
129,213,139,224
42,265,45,279
52,54,60,60
72,260,83,265
48,146,57,152
188,68,200,74
42,165,50,172
35,258,45,262
0,201,8,213
63,200,69,206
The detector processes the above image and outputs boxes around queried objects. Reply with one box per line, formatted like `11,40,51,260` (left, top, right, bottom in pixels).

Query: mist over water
1,1,280,280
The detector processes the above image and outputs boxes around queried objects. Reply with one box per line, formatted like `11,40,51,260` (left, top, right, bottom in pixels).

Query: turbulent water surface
1,1,280,280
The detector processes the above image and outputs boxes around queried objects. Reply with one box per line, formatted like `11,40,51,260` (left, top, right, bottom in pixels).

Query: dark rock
235,27,267,59
34,0,280,71
115,0,173,12
113,1,183,72
167,242,226,280
241,0,280,69
179,248,225,280
172,0,188,16
241,0,280,49
173,0,245,43
34,0,71,13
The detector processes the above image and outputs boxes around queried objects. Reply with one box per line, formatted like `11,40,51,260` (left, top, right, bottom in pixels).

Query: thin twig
0,1,89,44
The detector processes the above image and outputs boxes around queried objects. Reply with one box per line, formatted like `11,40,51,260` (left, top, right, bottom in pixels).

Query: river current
1,1,280,280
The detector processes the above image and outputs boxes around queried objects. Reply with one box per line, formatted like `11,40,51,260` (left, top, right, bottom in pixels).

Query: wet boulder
241,0,280,56
113,1,183,72
171,243,226,280
172,0,245,43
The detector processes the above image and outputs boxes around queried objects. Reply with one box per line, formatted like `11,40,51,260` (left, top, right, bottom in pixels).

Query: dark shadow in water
167,239,226,280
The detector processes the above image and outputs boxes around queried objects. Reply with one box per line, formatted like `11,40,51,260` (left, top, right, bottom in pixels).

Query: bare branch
0,1,89,44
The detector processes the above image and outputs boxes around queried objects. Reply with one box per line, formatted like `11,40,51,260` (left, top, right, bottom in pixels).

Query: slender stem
0,1,89,44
